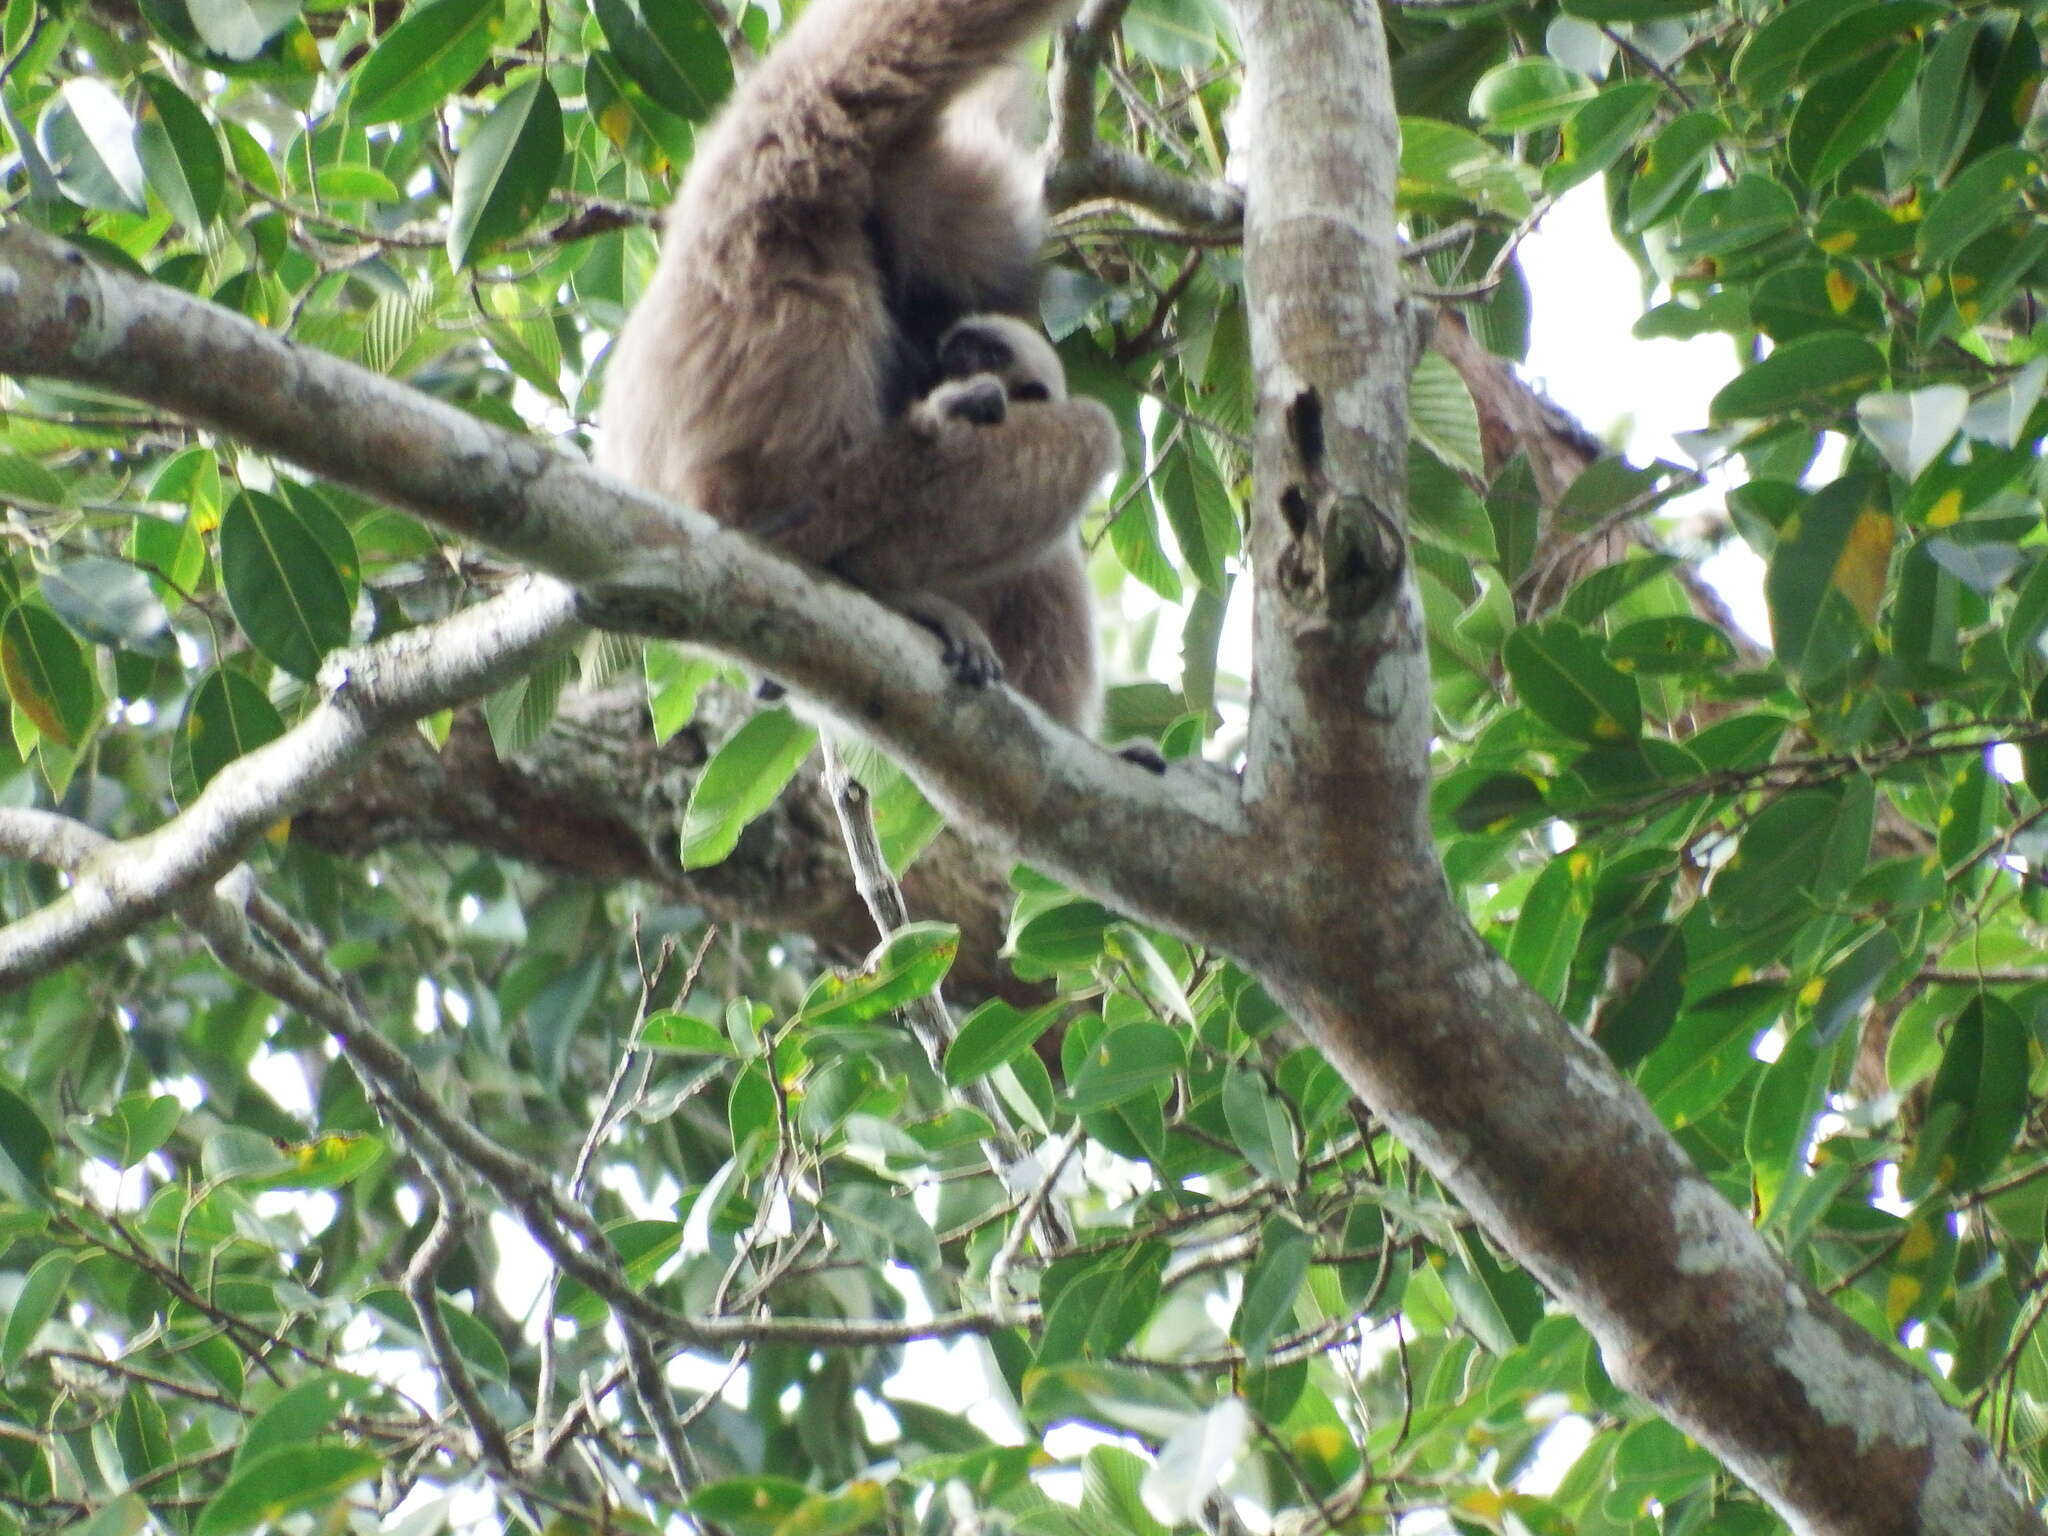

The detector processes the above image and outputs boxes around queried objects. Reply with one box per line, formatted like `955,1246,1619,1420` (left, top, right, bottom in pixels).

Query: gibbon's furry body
597,0,1120,732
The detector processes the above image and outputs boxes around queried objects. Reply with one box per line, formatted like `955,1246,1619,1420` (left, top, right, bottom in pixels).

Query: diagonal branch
0,578,580,989
0,221,1252,987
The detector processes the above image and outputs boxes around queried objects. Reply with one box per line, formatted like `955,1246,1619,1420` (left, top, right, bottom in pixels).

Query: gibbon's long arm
790,398,1122,590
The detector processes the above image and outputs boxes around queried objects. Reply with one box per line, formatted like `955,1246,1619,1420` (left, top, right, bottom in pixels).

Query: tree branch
0,221,1252,984
1226,2,2041,1532
1044,0,1244,236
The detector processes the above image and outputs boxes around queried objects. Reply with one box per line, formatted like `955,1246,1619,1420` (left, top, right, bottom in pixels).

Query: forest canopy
3,0,2048,1532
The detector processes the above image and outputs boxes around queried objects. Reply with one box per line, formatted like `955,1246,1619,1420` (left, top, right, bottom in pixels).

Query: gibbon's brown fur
596,0,1121,732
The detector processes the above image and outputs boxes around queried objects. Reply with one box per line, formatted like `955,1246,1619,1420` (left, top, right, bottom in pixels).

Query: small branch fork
1044,0,1245,238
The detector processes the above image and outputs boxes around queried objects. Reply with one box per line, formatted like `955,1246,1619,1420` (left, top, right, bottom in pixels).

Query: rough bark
1226,2,2040,1532
294,682,1036,1005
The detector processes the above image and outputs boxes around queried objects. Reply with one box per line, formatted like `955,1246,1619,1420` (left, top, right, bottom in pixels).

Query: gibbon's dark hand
938,376,1008,426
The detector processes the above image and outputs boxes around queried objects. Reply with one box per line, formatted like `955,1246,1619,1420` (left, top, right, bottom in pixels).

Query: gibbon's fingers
828,399,1122,590
906,377,1009,437
891,590,1006,689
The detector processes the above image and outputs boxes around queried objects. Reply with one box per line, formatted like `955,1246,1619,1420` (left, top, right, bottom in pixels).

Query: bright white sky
1518,184,1773,642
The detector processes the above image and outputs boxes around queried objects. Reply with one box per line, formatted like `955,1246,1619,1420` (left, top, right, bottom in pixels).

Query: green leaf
316,164,402,202
1121,0,1229,67
1076,1446,1170,1536
1470,58,1596,134
195,1445,382,1536
770,1482,888,1536
178,668,286,795
448,76,563,268
1408,444,1494,559
237,1373,387,1470
591,0,733,121
71,1092,182,1168
348,0,504,126
1486,456,1541,583
1561,554,1679,624
1710,332,1888,422
1922,995,2028,1192
38,78,145,213
1668,173,1801,257
1764,473,1890,681
1917,146,2044,268
1399,119,1534,219
1503,621,1642,744
185,0,299,59
821,1184,940,1273
1637,984,1785,1127
0,1076,55,1207
1408,352,1484,479
1733,0,1879,99
220,490,353,681
1108,495,1182,603
1810,926,1902,1044
1813,192,1918,260
1505,849,1596,1007
1786,43,1920,186
1222,1066,1298,1185
1746,1025,1837,1220
1022,1362,1203,1438
43,557,174,655
2,603,97,748
645,644,717,743
1935,11,2039,178
1233,1217,1310,1365
680,707,818,869
138,75,226,228
1,1250,73,1370
1709,790,1856,927
1625,111,1722,232
1546,80,1660,194
687,1477,811,1536
0,452,67,508
1064,1020,1184,1114
1607,615,1736,674
1595,926,1688,1068
1751,263,1881,342
945,1000,1063,1085
1856,385,1967,482
1105,924,1194,1025
587,50,696,174
641,1011,734,1055
797,921,960,1028
1010,897,1115,973
1153,426,1237,595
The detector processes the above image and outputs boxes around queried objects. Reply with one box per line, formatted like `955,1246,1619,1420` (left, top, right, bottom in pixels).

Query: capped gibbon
595,0,1120,732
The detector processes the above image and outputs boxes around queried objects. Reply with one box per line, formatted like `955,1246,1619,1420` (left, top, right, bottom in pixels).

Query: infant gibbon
596,0,1121,732
821,314,1120,733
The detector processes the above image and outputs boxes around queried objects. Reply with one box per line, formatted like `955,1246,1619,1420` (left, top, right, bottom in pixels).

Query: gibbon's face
936,315,1068,405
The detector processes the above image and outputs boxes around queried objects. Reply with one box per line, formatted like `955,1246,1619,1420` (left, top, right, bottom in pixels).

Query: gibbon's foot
895,591,1004,689
1119,743,1168,774
934,375,1008,426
